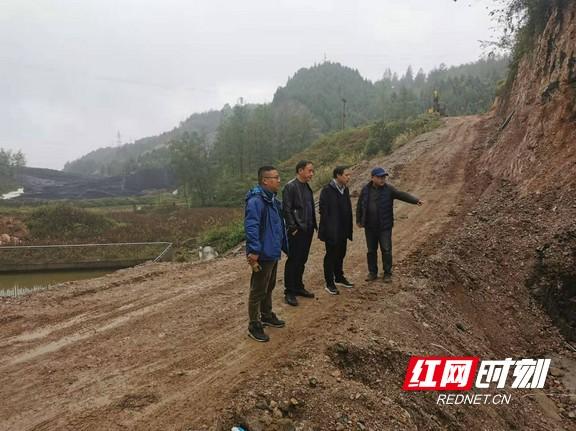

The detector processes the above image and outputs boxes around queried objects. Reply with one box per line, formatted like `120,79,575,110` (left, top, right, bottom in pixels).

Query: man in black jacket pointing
319,166,354,295
356,167,423,283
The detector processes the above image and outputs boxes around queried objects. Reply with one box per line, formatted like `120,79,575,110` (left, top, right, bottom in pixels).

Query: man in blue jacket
245,165,288,342
356,167,423,283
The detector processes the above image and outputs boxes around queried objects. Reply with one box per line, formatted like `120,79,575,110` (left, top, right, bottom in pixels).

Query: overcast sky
1,0,500,170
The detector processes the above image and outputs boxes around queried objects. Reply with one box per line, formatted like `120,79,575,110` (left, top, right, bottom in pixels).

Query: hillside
273,62,379,131
63,109,226,176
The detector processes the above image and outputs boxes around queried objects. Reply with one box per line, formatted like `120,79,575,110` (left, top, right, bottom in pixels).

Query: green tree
0,148,26,177
169,132,213,207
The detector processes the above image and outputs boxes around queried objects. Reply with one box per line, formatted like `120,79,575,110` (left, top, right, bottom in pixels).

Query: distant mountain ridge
64,58,509,178
63,109,225,176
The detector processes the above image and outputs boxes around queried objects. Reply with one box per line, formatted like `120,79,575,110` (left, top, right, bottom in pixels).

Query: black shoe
284,294,299,306
383,272,393,283
335,277,354,288
325,283,340,295
365,273,378,282
248,322,269,342
295,288,315,298
261,312,285,328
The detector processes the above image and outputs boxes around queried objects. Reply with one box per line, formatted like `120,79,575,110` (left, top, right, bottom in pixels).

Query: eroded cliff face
451,2,576,341
484,2,576,192
495,3,576,340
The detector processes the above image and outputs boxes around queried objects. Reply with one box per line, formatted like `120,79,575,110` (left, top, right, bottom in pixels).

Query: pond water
0,269,113,297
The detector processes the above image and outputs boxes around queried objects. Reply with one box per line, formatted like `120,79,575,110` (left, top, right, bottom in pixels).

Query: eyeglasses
264,176,280,180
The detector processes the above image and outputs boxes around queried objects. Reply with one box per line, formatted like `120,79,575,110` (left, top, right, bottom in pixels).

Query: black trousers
248,260,278,323
365,228,393,275
284,228,314,295
323,240,347,284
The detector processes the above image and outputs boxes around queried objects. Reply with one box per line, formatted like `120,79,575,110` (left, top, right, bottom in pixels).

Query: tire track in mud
1,266,240,367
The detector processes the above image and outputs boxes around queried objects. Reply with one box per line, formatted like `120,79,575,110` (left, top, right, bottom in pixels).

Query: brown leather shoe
365,273,378,282
294,288,315,298
284,294,299,306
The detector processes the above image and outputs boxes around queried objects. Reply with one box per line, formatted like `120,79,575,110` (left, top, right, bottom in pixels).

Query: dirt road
1,116,572,430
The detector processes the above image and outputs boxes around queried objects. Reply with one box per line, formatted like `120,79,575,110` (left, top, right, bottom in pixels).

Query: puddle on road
0,269,113,297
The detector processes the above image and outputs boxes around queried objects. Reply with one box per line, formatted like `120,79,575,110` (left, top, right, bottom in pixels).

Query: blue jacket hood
246,185,276,204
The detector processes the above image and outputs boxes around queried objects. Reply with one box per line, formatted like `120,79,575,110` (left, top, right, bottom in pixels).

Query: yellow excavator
427,89,445,115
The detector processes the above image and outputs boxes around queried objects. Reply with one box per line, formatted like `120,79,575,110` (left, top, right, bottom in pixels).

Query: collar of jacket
246,185,277,205
366,181,387,190
330,179,346,194
289,177,313,191
260,186,276,203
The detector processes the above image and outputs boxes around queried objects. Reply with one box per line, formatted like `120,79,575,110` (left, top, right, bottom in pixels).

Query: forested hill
63,109,225,176
273,57,509,130
63,57,509,180
273,62,378,131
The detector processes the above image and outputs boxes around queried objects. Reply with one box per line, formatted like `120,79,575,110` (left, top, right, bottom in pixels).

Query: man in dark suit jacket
318,166,354,295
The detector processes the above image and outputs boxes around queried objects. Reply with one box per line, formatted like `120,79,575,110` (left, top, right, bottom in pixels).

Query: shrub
364,113,441,157
199,219,245,253
310,165,334,191
27,204,115,240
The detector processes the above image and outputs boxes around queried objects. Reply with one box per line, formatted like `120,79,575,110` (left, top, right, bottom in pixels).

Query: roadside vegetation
279,113,442,191
198,219,245,255
485,0,567,92
0,148,25,195
0,201,243,264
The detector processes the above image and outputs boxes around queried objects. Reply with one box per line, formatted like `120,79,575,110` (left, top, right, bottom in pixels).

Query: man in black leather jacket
282,160,317,306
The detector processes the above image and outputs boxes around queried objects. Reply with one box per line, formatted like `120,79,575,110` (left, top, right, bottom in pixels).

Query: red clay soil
0,216,29,241
1,116,574,430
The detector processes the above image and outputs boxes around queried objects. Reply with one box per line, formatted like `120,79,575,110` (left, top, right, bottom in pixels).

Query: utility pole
341,98,347,130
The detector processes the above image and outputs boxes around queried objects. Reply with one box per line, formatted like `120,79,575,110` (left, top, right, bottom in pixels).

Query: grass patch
26,204,116,241
198,218,245,253
279,127,369,191
364,113,441,157
274,114,440,192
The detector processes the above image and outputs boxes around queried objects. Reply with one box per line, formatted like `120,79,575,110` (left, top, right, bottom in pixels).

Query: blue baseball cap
371,167,389,177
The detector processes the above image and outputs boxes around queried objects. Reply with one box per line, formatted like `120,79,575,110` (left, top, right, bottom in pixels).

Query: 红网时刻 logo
403,356,551,405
